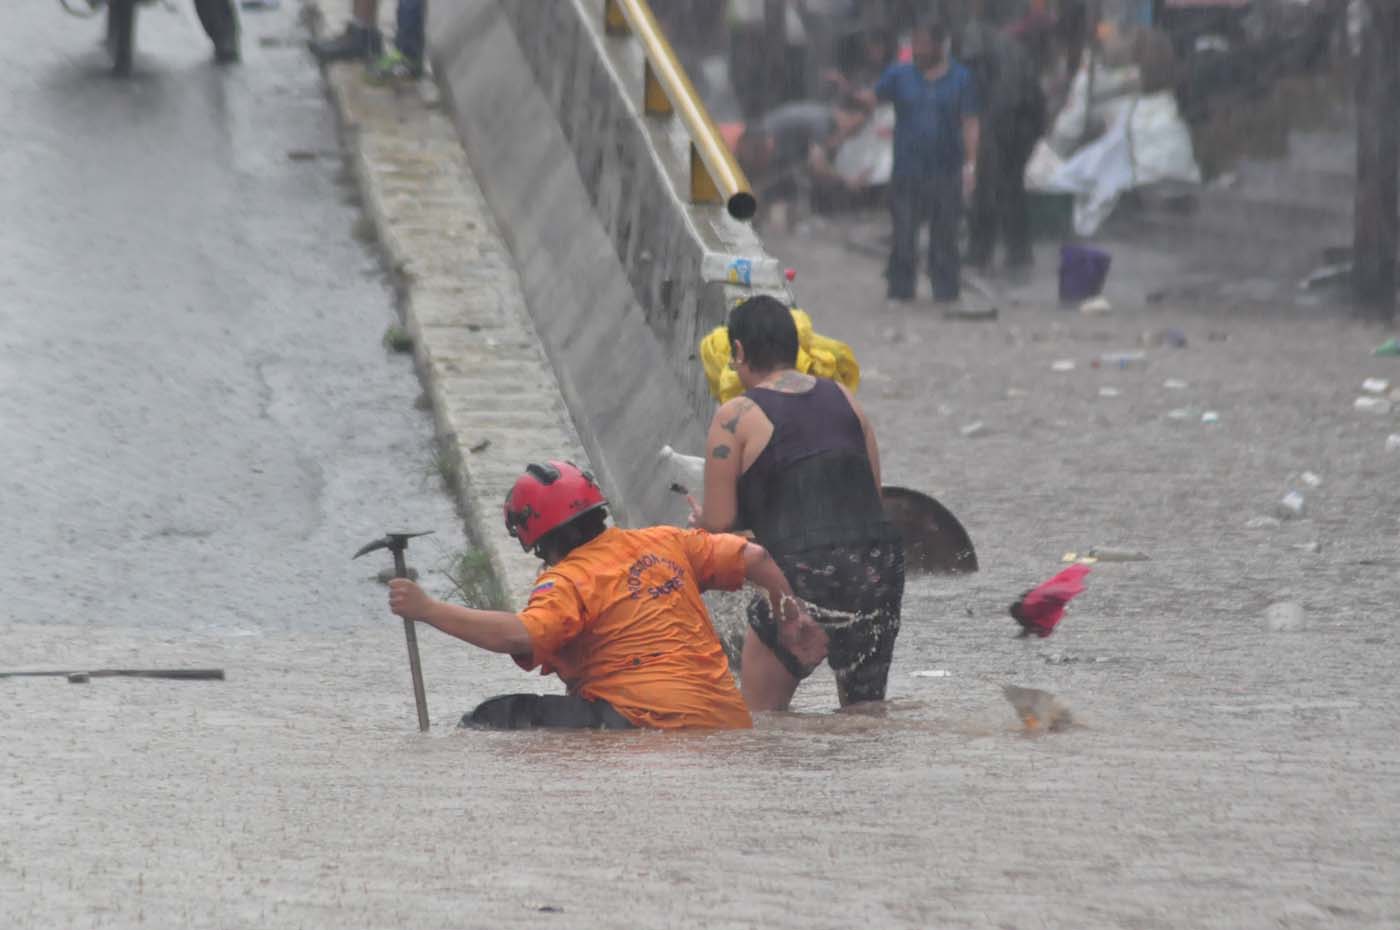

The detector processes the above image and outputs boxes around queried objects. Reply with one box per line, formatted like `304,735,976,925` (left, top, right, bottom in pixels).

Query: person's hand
777,604,828,669
962,162,977,200
686,494,703,529
388,579,435,622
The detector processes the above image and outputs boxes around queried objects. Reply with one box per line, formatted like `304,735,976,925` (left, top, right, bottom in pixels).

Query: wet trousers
967,121,1040,268
393,0,426,63
192,0,237,45
887,171,963,302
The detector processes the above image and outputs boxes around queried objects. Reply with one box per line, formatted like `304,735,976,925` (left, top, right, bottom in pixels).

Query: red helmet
503,461,607,550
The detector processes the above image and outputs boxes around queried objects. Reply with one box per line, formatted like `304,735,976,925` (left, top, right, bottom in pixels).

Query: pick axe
354,531,433,732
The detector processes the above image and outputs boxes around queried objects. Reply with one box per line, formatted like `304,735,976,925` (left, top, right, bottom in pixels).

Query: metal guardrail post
603,0,757,220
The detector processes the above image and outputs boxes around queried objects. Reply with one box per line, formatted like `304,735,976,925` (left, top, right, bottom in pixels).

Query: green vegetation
441,548,507,611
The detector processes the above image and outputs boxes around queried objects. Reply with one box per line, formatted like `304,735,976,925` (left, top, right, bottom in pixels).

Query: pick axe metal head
352,530,434,561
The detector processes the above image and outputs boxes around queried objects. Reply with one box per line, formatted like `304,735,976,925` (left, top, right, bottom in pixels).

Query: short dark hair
727,295,798,374
535,506,609,564
912,17,948,45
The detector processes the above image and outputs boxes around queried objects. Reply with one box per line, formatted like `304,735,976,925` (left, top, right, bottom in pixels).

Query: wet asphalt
0,1,465,634
4,4,1400,929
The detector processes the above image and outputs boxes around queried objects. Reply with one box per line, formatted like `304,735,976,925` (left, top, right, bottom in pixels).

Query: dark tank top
736,378,896,556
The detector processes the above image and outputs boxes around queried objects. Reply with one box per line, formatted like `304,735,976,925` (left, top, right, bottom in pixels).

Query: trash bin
1059,244,1112,303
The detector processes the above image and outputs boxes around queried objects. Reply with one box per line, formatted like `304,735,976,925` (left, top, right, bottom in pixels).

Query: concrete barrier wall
429,0,787,527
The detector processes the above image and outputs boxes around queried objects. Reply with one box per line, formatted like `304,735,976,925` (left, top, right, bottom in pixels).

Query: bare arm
695,397,754,532
837,384,882,491
962,115,981,170
742,542,797,617
389,580,533,654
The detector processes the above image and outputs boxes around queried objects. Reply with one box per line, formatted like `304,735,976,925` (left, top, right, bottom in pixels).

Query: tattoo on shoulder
720,398,755,434
712,444,732,460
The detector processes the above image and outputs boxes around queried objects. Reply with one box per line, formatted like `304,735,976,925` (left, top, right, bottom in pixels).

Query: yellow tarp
700,309,860,403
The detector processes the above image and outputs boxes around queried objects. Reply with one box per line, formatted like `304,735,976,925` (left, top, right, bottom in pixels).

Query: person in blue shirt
859,20,981,304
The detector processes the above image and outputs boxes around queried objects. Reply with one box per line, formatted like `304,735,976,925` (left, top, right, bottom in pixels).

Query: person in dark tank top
690,296,905,711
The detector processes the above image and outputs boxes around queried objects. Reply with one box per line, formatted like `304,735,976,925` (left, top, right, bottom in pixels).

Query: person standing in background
960,19,1047,272
193,0,240,63
309,0,426,80
856,19,981,306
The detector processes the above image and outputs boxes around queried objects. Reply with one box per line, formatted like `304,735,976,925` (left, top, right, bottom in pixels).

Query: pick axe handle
394,548,430,732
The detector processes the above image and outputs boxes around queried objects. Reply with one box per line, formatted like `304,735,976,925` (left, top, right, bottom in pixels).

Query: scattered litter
910,669,951,678
1246,515,1282,529
1098,386,1121,398
1051,359,1076,372
1292,540,1322,554
1044,654,1111,665
1060,551,1099,564
1079,296,1113,316
1201,411,1220,424
1141,328,1187,348
1166,407,1193,421
1006,387,1028,398
1374,338,1400,357
1277,491,1306,519
1387,434,1400,453
1299,471,1322,488
1263,601,1306,632
944,302,999,321
1362,378,1391,394
959,421,988,438
1163,378,1188,390
1354,396,1393,415
1298,262,1352,291
1003,684,1074,732
1086,546,1149,562
1009,565,1091,638
468,438,491,454
1093,351,1146,369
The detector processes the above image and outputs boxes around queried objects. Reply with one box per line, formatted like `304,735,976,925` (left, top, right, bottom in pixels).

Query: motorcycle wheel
108,0,136,76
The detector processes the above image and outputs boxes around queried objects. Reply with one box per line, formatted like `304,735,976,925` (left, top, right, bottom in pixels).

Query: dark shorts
747,540,905,703
461,694,636,731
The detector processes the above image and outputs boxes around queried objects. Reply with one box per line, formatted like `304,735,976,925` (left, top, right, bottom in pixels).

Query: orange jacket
515,526,753,730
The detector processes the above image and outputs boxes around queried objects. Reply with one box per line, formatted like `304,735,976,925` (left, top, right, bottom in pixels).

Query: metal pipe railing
604,0,757,221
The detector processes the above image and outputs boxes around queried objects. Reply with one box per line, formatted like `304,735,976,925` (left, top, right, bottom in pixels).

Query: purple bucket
1059,244,1112,303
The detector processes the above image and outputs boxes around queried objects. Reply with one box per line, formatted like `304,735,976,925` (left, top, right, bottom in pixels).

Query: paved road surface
3,4,1399,929
0,1,464,634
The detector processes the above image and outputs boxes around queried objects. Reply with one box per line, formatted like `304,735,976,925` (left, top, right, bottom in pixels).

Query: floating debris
1003,685,1075,732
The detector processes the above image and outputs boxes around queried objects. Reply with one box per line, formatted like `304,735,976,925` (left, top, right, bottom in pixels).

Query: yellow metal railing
604,0,757,221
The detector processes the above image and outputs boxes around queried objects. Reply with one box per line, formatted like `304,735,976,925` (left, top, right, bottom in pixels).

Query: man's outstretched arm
739,543,828,667
389,580,533,654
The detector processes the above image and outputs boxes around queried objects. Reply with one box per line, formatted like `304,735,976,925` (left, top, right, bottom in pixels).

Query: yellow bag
700,309,860,403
